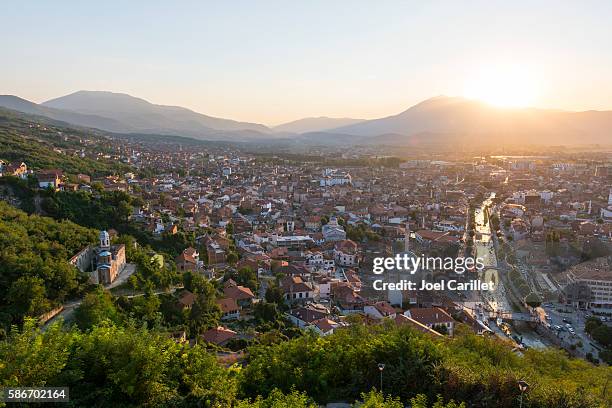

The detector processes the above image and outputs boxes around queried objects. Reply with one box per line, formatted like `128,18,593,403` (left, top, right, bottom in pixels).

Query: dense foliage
0,320,609,407
0,108,127,175
42,189,135,231
0,201,97,329
240,324,611,408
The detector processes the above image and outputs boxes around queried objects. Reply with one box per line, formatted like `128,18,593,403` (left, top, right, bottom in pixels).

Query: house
364,301,397,320
77,174,91,184
175,247,199,271
404,307,455,336
5,162,27,178
393,314,442,337
223,280,255,307
37,169,63,190
281,275,314,302
414,230,459,247
305,216,322,231
177,290,196,310
334,239,359,267
287,303,329,328
200,326,237,346
509,219,530,241
216,297,240,320
207,241,226,265
310,318,343,336
331,283,364,312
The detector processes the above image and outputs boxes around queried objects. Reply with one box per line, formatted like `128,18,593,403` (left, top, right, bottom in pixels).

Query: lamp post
377,363,385,393
518,380,529,408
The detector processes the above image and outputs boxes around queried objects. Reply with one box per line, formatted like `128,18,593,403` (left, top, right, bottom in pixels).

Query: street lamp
518,380,529,408
377,363,385,393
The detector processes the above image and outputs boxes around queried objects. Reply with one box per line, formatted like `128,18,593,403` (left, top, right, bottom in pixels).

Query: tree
226,251,239,265
0,318,75,387
410,394,466,408
129,288,162,327
356,390,403,407
0,201,97,326
253,302,281,324
237,389,317,408
524,292,542,308
6,276,51,320
265,284,285,306
591,325,612,348
74,286,119,330
188,296,222,337
225,267,258,292
181,345,238,406
585,317,603,335
184,277,221,336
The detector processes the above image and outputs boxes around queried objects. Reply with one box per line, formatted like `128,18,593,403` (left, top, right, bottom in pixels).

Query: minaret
404,222,410,252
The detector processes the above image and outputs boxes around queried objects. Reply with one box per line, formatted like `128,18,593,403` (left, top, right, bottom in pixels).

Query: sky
2,1,612,125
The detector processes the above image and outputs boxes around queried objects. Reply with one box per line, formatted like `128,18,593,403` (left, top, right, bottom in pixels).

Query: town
1,114,610,373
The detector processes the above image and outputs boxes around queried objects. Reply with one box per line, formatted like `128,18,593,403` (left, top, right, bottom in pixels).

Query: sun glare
463,65,539,108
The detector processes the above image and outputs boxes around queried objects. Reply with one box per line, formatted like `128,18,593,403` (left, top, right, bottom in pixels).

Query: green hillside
0,107,128,175
0,201,97,327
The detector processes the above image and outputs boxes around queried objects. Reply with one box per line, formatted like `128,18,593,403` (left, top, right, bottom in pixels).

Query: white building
320,169,351,187
333,240,359,267
322,217,346,242
434,220,464,232
563,257,612,311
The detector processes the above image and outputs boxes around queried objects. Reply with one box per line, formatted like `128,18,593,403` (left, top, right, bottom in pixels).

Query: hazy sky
2,1,612,125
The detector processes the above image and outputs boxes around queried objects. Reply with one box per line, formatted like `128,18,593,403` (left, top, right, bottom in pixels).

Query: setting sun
463,65,539,108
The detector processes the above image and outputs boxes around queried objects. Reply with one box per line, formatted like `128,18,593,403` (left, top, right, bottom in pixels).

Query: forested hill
0,201,97,327
0,107,129,175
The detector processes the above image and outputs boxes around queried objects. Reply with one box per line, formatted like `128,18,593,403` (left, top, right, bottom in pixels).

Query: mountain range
272,116,365,133
1,91,611,145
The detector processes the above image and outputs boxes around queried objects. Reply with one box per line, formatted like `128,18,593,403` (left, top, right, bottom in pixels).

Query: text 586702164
0,387,69,402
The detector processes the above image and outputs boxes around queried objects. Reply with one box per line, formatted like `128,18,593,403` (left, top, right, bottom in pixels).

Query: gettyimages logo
371,254,495,292
372,254,485,275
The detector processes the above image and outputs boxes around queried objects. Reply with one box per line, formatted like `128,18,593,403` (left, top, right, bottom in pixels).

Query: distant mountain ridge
42,90,271,139
1,92,611,145
273,116,365,133
0,95,130,132
330,96,612,145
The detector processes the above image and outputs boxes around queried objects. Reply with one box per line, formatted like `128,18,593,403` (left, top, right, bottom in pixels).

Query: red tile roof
200,326,237,345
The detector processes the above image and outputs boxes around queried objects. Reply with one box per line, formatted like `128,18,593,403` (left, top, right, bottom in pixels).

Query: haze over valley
1,91,610,146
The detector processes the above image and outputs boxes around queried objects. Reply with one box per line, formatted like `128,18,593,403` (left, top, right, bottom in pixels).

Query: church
94,230,126,285
69,230,126,285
